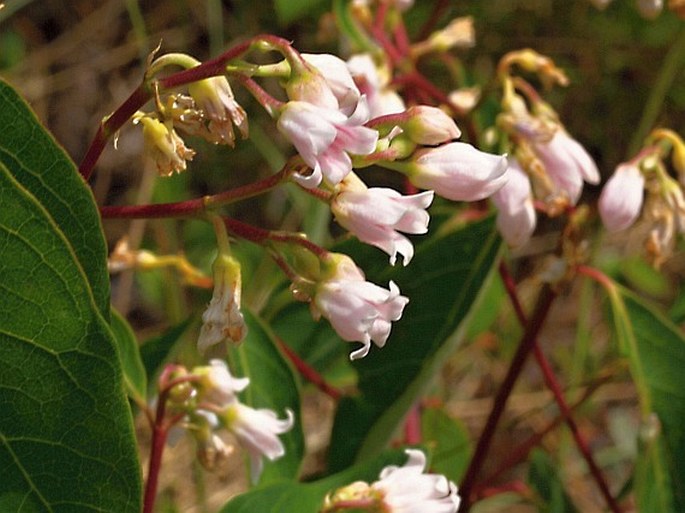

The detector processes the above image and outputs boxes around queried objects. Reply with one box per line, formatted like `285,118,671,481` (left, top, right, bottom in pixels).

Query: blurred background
2,1,685,511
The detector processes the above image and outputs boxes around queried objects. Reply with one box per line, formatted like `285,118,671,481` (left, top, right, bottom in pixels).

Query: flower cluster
135,57,249,175
264,44,508,355
166,360,294,483
599,129,685,267
493,50,600,247
322,449,460,513
131,36,509,360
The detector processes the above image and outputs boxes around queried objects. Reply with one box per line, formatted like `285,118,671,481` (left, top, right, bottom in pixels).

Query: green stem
628,26,685,157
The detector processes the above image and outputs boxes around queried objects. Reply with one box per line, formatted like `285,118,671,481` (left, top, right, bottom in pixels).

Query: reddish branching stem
275,338,343,400
475,376,608,492
79,34,291,181
498,262,622,513
459,283,557,511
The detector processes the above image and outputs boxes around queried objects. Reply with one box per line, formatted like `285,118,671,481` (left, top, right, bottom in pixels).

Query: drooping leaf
421,406,473,483
527,449,578,513
328,216,501,470
605,282,685,511
0,79,110,318
110,308,148,403
227,310,305,486
0,162,141,512
219,449,407,513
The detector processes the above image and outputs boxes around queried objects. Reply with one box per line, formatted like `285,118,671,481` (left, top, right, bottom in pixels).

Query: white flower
372,449,460,513
277,99,378,187
332,174,433,265
197,253,247,353
194,359,250,406
138,116,195,176
188,75,249,146
599,162,645,232
302,53,361,115
492,158,537,247
347,54,406,118
407,142,508,201
312,253,409,359
223,403,295,483
533,130,600,205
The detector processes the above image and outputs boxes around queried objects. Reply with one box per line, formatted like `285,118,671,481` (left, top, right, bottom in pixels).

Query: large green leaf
0,79,110,317
0,162,141,511
219,449,407,513
227,310,305,486
328,216,501,470
605,282,685,511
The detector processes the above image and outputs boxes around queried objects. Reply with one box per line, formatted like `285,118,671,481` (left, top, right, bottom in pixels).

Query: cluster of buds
321,449,460,513
599,128,685,267
493,49,600,247
162,360,294,482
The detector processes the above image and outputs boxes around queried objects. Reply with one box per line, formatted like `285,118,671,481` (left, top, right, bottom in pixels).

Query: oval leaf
0,79,110,317
0,162,141,512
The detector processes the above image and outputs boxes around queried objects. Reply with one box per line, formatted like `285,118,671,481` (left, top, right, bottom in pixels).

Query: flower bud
599,163,645,232
492,159,537,247
403,106,461,145
405,142,508,202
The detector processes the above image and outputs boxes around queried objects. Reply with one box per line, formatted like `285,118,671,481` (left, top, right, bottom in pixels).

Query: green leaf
329,216,501,471
219,449,407,513
421,407,473,483
0,162,141,512
0,80,110,318
140,318,194,381
527,449,578,513
605,282,685,511
228,310,305,486
110,308,148,403
274,0,327,25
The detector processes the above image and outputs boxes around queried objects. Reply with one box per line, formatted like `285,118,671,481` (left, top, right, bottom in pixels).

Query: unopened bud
403,106,461,145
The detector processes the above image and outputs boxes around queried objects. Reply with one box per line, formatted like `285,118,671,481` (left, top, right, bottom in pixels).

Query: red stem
458,283,557,511
79,84,150,181
393,18,411,58
142,390,170,513
275,338,342,400
403,403,422,445
79,34,290,181
475,377,607,492
498,262,622,513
